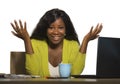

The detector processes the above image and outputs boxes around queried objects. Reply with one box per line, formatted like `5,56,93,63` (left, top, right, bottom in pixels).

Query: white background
0,0,120,74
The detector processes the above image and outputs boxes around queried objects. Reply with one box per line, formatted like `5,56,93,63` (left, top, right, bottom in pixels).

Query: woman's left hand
80,23,103,53
84,23,103,42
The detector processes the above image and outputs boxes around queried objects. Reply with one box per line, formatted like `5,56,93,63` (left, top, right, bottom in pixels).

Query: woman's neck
48,40,63,67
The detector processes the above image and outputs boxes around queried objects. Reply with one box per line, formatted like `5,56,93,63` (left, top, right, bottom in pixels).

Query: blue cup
59,63,71,77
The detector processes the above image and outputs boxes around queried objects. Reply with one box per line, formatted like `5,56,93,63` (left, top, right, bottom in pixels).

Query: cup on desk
59,63,71,77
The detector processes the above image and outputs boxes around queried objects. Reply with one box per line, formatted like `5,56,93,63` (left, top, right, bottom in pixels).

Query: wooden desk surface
0,78,120,84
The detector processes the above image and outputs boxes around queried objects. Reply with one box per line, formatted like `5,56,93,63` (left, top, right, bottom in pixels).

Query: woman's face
47,18,66,45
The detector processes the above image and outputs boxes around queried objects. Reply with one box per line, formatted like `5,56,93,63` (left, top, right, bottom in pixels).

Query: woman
11,8,103,77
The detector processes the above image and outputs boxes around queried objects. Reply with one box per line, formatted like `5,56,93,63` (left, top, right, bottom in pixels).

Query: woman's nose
53,28,59,34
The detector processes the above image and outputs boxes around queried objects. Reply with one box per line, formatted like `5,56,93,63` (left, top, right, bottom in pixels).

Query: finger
11,31,21,38
11,31,18,37
19,20,23,30
87,27,93,38
10,23,18,33
14,20,20,32
10,23,15,29
94,23,103,35
92,23,99,35
89,26,93,34
14,20,19,28
99,23,103,32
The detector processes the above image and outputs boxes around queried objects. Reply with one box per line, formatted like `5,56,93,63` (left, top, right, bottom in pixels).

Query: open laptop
71,36,120,78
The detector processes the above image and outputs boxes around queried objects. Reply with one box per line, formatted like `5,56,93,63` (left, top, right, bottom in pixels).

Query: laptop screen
71,36,120,78
96,37,120,78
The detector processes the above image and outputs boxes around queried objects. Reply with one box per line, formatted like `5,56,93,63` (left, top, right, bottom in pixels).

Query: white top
48,62,60,77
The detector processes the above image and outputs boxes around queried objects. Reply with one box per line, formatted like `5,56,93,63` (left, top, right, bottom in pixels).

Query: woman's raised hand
80,23,103,53
84,23,103,42
11,20,30,40
11,20,33,54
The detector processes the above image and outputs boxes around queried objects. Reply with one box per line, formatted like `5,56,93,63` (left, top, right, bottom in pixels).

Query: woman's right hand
11,20,30,40
11,20,34,54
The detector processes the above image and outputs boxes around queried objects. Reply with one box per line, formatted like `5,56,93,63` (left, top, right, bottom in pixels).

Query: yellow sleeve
25,39,49,77
70,41,86,75
71,52,86,75
63,39,86,75
25,39,42,75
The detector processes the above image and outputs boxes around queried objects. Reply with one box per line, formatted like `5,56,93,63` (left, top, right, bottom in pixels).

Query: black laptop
71,36,120,78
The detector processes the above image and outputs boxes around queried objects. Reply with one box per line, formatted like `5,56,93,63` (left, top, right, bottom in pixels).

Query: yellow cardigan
25,39,86,77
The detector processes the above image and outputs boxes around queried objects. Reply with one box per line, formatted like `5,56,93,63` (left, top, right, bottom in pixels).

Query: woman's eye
49,27,53,29
59,27,64,29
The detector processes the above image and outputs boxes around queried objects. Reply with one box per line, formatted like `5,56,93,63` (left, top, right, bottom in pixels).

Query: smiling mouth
52,36,60,41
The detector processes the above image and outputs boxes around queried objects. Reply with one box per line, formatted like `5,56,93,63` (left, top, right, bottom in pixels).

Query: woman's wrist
24,37,34,54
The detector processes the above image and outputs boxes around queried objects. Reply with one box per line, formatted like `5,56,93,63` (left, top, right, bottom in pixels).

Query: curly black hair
30,8,79,44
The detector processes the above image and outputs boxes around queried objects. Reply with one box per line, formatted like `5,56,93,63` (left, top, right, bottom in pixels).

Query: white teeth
53,36,59,40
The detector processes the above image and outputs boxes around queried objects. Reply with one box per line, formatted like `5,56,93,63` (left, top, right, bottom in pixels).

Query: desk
0,78,120,84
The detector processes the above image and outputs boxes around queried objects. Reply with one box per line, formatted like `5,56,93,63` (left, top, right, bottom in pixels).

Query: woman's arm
80,23,103,53
11,20,34,54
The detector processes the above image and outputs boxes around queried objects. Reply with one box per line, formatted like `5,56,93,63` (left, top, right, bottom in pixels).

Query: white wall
0,0,120,74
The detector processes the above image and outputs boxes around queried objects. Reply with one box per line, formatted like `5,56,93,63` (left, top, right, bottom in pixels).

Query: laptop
71,36,120,78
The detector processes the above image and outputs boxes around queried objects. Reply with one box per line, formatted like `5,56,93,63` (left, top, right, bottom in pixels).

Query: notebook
71,37,120,78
